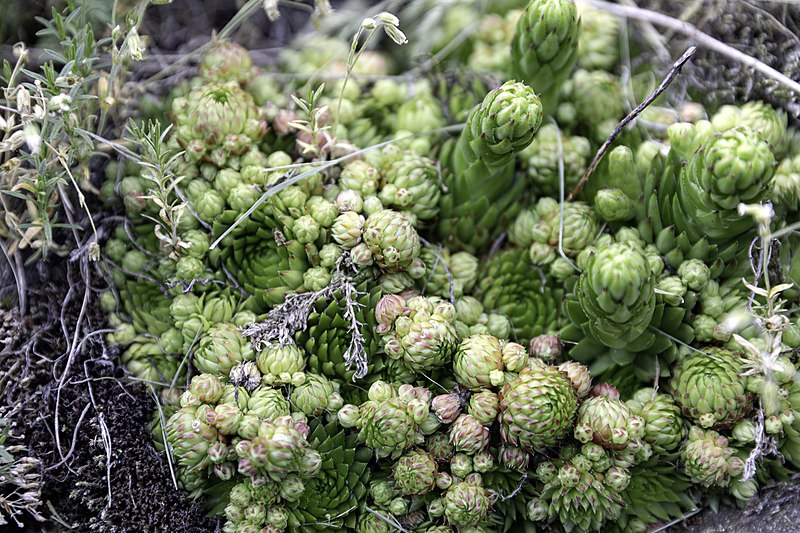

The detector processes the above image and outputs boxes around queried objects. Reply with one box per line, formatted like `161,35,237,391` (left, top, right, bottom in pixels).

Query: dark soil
1,254,220,532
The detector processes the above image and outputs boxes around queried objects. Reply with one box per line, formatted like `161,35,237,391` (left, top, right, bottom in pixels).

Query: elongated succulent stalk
576,4,619,70
511,0,580,113
574,241,656,348
435,81,543,254
670,347,751,429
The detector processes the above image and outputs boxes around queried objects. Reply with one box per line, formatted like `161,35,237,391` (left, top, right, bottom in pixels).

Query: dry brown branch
568,46,697,201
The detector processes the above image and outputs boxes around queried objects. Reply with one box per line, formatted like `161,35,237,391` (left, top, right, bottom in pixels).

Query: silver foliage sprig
241,252,370,379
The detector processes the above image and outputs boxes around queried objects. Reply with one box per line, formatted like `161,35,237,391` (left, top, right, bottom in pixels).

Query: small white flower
23,123,41,155
50,93,71,112
737,202,773,224
263,0,280,21
16,86,31,114
127,28,145,61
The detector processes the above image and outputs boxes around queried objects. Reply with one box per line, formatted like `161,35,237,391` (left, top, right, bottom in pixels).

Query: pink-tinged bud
273,109,298,136
498,445,529,472
213,462,235,480
557,361,593,398
449,414,490,454
529,335,562,361
591,383,620,399
399,288,421,300
500,342,527,372
189,373,224,404
211,403,244,435
432,394,462,423
294,420,310,439
234,439,251,458
468,390,500,425
337,404,360,428
207,441,228,464
237,414,261,440
376,294,407,326
384,338,404,359
237,456,257,477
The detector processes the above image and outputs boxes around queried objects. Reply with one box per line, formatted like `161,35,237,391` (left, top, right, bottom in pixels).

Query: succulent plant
443,481,491,527
478,248,563,345
670,347,751,429
511,0,580,113
392,450,437,495
435,81,542,253
499,366,578,451
627,388,686,454
681,427,745,488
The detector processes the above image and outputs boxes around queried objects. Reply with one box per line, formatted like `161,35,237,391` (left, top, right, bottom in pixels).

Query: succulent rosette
172,81,265,161
627,388,686,454
681,427,745,488
574,384,645,451
380,151,442,221
519,124,591,197
352,381,427,458
676,127,776,244
443,481,491,527
499,366,579,451
379,294,460,373
194,322,254,377
478,248,563,345
392,449,437,495
213,205,309,310
198,40,253,85
362,209,422,271
670,347,751,429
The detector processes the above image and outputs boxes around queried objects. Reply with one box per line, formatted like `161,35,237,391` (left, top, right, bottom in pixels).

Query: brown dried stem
567,46,697,202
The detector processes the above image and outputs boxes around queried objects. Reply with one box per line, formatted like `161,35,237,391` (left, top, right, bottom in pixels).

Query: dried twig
567,46,697,201
241,253,371,379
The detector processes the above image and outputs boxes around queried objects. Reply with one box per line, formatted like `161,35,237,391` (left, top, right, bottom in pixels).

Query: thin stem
567,46,696,201
210,124,465,250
